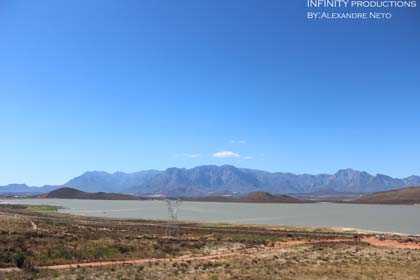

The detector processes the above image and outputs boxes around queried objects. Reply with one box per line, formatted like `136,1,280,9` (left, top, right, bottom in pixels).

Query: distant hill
186,192,310,203
0,184,37,194
0,184,56,195
2,166,420,197
41,187,141,200
350,186,420,205
0,170,161,195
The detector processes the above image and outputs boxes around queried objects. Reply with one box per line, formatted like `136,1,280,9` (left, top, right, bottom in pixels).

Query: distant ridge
350,186,420,205
123,166,420,196
40,187,141,200
186,192,309,204
63,170,161,193
1,166,420,197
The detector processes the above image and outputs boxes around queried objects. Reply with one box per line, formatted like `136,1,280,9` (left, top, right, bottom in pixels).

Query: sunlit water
2,199,420,234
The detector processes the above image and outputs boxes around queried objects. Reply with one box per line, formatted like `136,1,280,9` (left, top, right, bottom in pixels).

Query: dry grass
1,204,420,279
5,242,420,280
0,205,263,270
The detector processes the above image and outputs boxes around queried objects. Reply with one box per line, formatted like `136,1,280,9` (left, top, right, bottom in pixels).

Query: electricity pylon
165,199,182,238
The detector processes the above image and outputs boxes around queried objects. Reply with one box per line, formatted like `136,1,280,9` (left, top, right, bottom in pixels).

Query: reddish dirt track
1,238,419,273
361,237,420,250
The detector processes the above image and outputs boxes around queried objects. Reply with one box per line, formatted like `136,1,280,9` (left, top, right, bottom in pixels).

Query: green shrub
91,247,118,258
47,246,76,260
14,253,27,268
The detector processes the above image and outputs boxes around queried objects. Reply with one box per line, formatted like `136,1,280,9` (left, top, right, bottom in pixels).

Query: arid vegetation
1,204,420,279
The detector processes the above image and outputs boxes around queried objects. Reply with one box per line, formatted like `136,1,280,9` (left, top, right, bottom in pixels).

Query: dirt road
361,237,420,250
1,237,419,273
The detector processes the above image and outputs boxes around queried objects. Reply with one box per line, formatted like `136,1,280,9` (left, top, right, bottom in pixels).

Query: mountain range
1,165,419,197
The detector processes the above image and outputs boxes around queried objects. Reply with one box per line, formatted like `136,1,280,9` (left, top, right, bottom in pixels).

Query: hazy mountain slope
63,170,161,193
0,184,56,195
0,184,35,194
1,166,418,196
320,169,406,193
126,166,417,196
135,165,261,195
0,170,161,195
241,169,330,193
403,176,420,186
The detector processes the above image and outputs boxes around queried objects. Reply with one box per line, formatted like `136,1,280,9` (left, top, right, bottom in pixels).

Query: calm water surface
2,199,420,234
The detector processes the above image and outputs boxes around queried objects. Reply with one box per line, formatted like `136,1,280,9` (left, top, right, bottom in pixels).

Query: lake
2,199,420,235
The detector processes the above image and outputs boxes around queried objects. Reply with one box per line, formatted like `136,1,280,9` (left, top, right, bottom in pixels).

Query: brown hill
351,186,420,205
186,192,309,203
42,187,141,200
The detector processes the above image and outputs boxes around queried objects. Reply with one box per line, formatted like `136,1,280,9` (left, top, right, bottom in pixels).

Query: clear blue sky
1,0,419,185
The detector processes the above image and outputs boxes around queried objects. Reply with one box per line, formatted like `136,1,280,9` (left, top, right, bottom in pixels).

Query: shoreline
2,199,420,236
3,196,420,206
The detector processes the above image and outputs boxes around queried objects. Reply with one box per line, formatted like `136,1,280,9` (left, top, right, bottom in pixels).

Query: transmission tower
165,199,182,238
